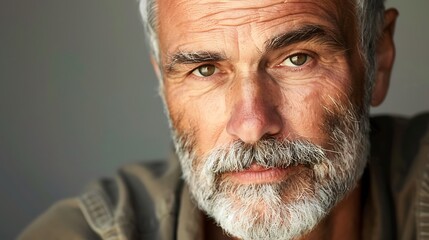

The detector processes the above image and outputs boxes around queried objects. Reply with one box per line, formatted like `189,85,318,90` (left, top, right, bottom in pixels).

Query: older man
19,0,429,239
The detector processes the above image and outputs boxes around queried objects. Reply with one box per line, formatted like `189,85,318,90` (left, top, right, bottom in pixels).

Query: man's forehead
156,0,356,58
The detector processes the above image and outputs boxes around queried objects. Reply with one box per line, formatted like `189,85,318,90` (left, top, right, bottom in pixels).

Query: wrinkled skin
154,0,397,239
159,0,365,157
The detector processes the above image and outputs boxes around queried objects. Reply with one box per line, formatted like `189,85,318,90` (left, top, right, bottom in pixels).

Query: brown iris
197,64,216,77
289,54,308,66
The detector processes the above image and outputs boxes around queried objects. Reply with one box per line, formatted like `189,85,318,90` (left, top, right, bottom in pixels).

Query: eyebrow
265,25,346,52
164,51,227,74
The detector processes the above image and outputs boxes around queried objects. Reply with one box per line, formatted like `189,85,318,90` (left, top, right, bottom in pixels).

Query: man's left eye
280,53,312,67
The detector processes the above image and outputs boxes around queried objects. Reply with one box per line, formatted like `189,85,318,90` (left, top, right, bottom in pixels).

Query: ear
371,8,399,106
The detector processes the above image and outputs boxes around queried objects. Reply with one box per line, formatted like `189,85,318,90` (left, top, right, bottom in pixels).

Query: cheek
279,88,327,144
194,94,229,153
277,75,352,147
166,86,229,155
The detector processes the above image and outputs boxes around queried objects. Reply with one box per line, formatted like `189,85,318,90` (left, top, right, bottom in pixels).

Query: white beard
171,105,369,240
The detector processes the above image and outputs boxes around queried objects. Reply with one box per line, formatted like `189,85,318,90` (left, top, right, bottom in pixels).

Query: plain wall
0,0,428,238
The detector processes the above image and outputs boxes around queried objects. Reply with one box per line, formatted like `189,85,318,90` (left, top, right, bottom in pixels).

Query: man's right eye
191,64,218,77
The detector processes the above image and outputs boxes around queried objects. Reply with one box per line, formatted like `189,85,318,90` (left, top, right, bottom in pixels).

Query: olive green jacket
18,113,429,240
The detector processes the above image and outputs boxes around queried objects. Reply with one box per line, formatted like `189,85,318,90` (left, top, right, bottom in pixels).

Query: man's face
157,0,368,239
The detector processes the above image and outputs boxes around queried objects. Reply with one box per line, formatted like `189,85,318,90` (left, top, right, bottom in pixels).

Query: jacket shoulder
18,157,183,240
369,112,429,239
18,198,100,240
370,112,429,179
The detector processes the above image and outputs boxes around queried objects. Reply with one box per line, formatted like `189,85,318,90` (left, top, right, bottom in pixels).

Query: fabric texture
18,113,429,240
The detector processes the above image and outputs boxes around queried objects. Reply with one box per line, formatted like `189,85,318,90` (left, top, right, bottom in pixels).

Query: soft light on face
157,0,369,239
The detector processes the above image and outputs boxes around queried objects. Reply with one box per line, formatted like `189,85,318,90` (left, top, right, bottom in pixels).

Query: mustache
201,138,330,175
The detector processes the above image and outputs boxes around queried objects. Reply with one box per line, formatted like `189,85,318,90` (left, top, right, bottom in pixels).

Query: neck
205,183,362,240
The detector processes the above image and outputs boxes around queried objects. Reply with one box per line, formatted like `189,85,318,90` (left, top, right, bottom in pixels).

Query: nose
226,74,283,143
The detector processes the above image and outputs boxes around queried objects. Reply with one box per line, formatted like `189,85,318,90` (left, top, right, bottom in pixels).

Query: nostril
227,117,263,143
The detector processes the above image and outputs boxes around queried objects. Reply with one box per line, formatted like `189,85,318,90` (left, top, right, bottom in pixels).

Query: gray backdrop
1,0,428,239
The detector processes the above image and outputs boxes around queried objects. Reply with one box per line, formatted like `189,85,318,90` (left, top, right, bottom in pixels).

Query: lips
223,163,300,184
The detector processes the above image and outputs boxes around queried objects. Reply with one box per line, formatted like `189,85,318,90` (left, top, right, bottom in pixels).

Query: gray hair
139,0,159,62
138,0,385,104
355,0,386,104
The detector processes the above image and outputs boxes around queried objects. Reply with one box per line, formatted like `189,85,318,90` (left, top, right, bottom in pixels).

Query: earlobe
371,8,399,106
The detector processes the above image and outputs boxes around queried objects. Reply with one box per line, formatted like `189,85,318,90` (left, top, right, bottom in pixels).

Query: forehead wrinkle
161,32,223,59
168,0,298,29
162,0,342,31
179,3,341,50
281,1,344,27
176,5,281,28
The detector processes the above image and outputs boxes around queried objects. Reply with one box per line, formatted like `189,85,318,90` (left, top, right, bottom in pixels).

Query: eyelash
276,52,316,71
187,64,224,81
